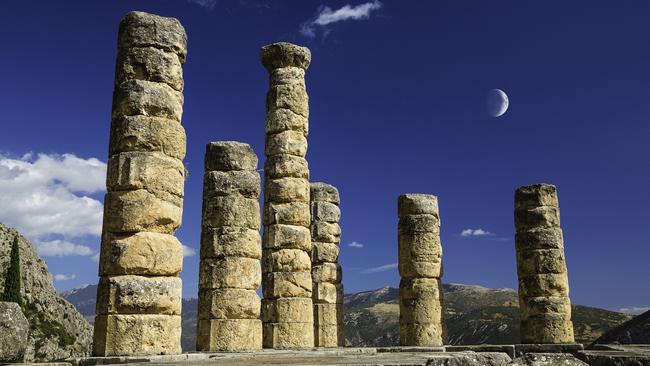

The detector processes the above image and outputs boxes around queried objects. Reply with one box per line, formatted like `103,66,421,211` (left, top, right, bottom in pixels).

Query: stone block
520,296,572,319
398,231,442,260
262,322,314,349
312,262,341,283
92,314,181,356
109,115,186,159
314,324,340,348
202,195,260,229
400,299,443,324
311,221,341,243
515,227,564,251
196,319,262,352
398,214,440,234
398,194,439,217
265,109,308,137
263,224,310,251
311,201,340,223
0,302,28,363
269,66,306,86
107,152,184,198
400,278,442,301
99,232,183,276
118,11,187,62
313,282,343,304
197,288,260,320
518,273,569,298
96,275,181,315
398,259,442,279
112,79,184,122
103,190,182,234
262,248,311,272
515,343,584,357
260,42,311,71
399,322,444,347
204,141,258,172
517,249,567,276
264,177,310,203
265,130,308,157
266,84,308,117
200,226,261,259
310,182,340,204
313,303,342,326
116,46,183,91
264,202,310,226
515,206,560,230
510,353,587,366
203,170,260,199
262,271,312,298
311,242,340,264
520,313,575,344
261,298,313,323
515,183,559,210
199,257,261,290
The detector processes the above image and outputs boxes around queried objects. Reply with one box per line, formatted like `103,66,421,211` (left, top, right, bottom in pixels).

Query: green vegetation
2,236,23,307
23,300,76,348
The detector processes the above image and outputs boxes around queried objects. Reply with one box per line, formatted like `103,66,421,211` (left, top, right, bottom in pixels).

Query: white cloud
36,239,94,257
0,153,106,239
618,306,650,315
182,245,197,257
461,228,493,237
54,273,76,281
348,241,364,248
300,0,382,38
361,262,397,274
187,0,217,9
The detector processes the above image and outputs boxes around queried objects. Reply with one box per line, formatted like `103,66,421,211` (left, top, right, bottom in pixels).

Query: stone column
515,184,574,344
260,42,314,349
310,182,344,347
196,142,262,351
398,194,444,347
93,11,187,356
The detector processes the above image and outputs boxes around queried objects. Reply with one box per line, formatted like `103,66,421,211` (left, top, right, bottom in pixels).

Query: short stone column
310,182,344,347
398,194,444,346
515,184,574,344
197,142,262,351
93,11,187,357
260,42,314,349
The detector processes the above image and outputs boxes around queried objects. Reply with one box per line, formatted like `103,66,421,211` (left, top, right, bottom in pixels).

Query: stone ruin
91,10,580,358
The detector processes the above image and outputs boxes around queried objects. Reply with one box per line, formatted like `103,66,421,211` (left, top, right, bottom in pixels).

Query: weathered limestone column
398,194,444,346
310,182,344,347
197,142,262,351
515,184,574,344
93,11,187,356
260,42,314,349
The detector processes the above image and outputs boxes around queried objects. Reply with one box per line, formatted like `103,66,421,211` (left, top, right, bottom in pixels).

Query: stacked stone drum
398,194,445,346
260,42,314,348
94,11,187,356
515,184,575,344
310,182,344,347
197,142,262,351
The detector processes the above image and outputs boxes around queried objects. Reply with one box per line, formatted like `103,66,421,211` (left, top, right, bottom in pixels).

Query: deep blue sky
1,1,648,312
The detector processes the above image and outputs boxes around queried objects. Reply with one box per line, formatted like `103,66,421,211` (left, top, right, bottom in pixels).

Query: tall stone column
310,182,344,347
398,194,444,346
197,142,262,351
93,11,187,356
515,184,574,344
260,42,314,349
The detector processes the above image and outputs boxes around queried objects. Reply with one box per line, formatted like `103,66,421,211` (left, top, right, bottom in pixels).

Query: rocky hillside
593,309,650,345
0,223,92,361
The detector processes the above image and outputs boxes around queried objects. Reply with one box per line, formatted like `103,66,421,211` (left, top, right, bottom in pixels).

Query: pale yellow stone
398,260,442,279
203,170,260,199
118,11,187,62
399,278,442,301
399,322,444,347
261,298,313,323
107,151,184,198
262,248,311,272
312,263,341,283
313,303,342,326
92,314,181,356
311,201,340,223
202,195,260,230
112,79,184,122
262,271,312,298
399,299,443,324
197,288,260,320
311,242,340,264
264,202,310,226
398,194,439,217
266,84,308,118
313,282,343,304
515,227,564,251
518,273,569,298
515,206,560,230
96,275,181,315
311,221,341,243
263,224,310,251
205,141,258,172
196,319,262,352
200,226,261,259
269,67,306,86
262,322,314,349
398,231,442,261
265,109,308,137
520,296,572,319
517,248,567,276
310,182,339,204
265,130,308,157
398,214,440,234
99,232,183,276
264,177,310,203
109,115,186,159
260,42,311,71
314,324,340,348
515,184,559,210
103,190,182,234
199,257,261,290
116,46,184,91
520,313,575,344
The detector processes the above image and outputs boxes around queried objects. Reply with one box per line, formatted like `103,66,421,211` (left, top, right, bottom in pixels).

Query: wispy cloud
461,228,493,237
300,0,382,38
36,239,94,257
183,245,197,257
187,0,217,9
618,306,650,315
361,262,397,274
54,273,76,281
348,241,364,248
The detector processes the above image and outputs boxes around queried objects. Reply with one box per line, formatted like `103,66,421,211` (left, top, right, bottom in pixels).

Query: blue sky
0,1,648,314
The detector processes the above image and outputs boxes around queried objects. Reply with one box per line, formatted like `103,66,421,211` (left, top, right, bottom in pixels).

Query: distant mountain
60,284,96,324
593,309,650,345
62,283,632,351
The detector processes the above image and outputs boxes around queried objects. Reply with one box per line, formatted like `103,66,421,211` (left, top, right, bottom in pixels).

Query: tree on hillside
2,235,23,307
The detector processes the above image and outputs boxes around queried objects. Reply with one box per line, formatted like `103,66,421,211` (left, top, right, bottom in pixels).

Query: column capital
260,42,311,71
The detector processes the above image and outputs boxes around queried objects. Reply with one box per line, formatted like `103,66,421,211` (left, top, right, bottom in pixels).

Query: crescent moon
486,89,509,117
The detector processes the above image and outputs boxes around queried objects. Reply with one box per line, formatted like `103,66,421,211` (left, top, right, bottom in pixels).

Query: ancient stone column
310,182,344,347
260,42,314,349
515,184,574,344
398,194,445,347
93,11,187,356
197,142,262,351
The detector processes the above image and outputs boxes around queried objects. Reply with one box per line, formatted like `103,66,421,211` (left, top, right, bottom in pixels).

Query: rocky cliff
593,309,650,345
0,223,92,361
